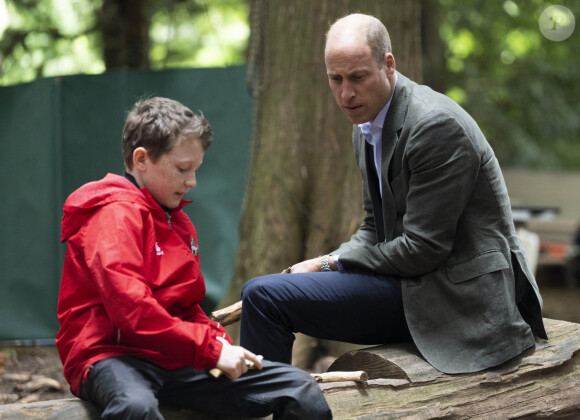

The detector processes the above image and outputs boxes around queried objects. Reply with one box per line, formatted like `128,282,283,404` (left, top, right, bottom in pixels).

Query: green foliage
0,0,249,85
150,0,249,69
439,0,580,170
0,0,104,84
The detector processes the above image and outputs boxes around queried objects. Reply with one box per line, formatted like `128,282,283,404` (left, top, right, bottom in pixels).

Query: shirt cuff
332,254,343,272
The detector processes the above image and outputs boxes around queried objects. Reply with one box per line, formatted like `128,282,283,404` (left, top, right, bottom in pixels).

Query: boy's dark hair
122,97,213,170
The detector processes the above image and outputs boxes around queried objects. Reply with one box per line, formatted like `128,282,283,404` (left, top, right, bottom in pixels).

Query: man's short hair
122,97,213,170
365,17,392,67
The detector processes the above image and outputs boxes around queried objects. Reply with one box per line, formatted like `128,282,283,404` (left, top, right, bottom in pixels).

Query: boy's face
133,137,205,209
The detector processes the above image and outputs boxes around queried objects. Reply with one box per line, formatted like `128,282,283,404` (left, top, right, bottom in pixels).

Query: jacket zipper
165,210,172,226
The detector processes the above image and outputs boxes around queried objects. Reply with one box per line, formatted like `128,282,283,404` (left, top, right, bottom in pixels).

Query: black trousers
81,356,332,420
240,271,412,364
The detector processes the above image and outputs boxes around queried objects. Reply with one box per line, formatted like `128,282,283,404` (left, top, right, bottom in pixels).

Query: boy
56,97,331,419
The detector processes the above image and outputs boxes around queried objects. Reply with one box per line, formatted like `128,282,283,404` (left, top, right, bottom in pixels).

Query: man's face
325,35,395,124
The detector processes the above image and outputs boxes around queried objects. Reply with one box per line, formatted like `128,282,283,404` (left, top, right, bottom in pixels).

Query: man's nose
341,82,355,101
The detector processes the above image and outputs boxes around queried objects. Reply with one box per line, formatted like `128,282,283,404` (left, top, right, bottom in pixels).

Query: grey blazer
333,72,547,374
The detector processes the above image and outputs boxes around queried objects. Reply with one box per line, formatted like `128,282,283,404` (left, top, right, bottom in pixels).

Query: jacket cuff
203,336,224,368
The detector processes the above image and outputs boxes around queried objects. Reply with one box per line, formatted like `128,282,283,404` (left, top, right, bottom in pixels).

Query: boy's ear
133,147,149,171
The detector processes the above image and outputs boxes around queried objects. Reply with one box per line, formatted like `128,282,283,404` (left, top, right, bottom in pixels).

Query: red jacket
56,173,231,396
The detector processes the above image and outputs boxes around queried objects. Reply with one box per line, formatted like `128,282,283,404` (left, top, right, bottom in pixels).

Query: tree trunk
421,0,448,92
221,0,422,369
100,0,150,70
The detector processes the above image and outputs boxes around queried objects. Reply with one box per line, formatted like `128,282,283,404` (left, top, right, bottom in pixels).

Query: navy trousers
81,356,331,420
240,271,412,364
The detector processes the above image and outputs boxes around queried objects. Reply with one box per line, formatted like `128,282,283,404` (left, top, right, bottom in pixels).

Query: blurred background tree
218,0,422,368
1,0,577,170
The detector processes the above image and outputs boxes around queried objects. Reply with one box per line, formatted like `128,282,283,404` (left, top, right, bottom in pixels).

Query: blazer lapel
380,72,407,241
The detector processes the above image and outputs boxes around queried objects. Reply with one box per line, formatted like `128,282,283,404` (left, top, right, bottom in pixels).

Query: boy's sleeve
83,203,227,369
182,305,233,344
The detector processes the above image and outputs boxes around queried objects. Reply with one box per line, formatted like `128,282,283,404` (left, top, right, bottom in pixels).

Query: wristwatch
321,255,331,271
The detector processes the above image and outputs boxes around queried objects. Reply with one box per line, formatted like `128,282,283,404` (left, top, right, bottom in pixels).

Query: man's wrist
319,254,341,271
320,255,331,271
330,254,341,271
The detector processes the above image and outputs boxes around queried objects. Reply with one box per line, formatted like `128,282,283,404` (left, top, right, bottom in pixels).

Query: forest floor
0,344,73,405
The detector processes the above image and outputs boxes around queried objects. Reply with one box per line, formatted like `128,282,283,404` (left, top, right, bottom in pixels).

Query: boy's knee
104,392,161,420
270,364,332,419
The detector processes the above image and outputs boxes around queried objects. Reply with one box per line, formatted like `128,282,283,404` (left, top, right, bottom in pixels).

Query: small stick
311,370,368,383
210,300,243,326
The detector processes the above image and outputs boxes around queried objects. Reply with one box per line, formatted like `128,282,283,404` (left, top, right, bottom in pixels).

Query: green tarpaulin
0,66,252,341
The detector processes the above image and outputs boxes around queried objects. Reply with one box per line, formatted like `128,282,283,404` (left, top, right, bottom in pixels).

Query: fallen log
322,317,580,419
0,398,244,419
1,318,578,419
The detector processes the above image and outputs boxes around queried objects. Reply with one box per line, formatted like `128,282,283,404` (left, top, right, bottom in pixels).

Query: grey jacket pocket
446,250,509,284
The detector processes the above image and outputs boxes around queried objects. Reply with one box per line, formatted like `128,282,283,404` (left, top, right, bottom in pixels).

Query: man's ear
383,53,396,75
132,147,149,171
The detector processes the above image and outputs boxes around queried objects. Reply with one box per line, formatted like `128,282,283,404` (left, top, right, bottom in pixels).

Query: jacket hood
60,173,190,242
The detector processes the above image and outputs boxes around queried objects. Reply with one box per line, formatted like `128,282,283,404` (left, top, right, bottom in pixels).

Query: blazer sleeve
339,111,481,276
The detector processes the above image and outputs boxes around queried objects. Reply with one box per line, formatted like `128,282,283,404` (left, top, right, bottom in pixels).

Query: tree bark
100,0,150,70
421,0,448,91
221,0,422,369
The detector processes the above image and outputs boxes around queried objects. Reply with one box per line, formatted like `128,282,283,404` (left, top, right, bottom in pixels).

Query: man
240,13,547,374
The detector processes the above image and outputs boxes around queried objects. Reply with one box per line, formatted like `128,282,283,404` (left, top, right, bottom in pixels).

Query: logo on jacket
155,242,164,256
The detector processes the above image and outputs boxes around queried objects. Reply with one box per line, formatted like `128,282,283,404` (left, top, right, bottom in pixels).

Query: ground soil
0,345,73,405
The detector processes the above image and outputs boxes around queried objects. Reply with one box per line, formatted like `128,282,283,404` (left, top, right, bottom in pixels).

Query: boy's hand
214,337,263,379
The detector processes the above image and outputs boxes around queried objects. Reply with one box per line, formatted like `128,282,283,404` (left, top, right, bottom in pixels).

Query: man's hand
289,257,322,273
215,337,263,379
289,256,337,273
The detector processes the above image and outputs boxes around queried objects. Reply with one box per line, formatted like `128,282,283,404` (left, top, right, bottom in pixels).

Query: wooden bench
1,318,578,419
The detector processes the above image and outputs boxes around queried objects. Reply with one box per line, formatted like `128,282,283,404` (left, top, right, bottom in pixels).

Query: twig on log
311,371,368,383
